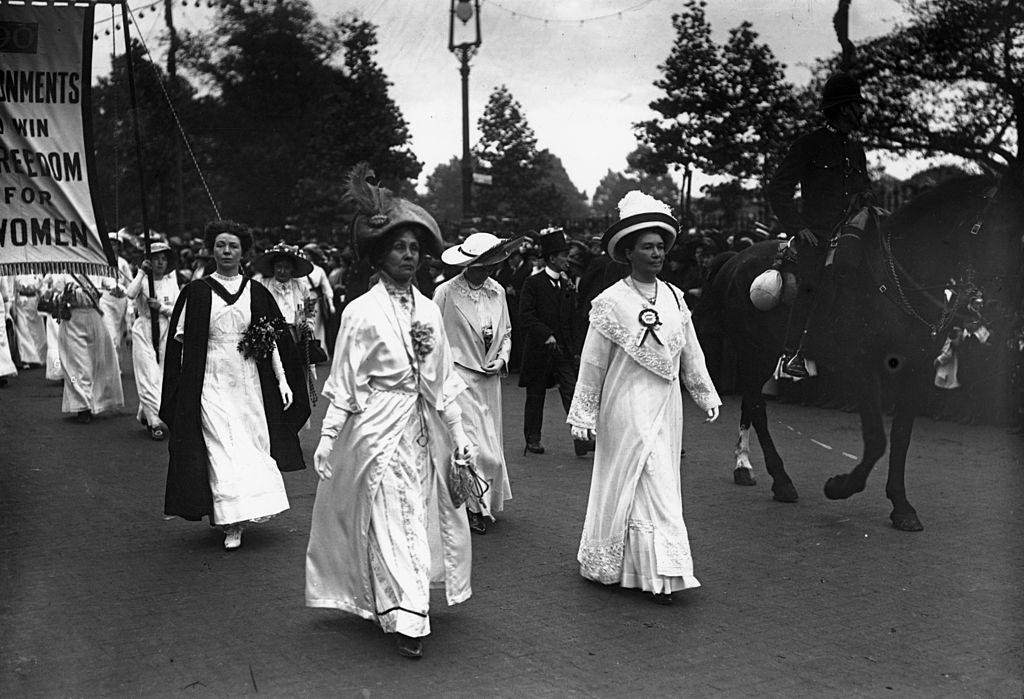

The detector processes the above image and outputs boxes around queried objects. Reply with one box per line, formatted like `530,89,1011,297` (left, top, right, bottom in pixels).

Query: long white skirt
367,411,435,637
43,314,63,380
201,333,288,525
59,309,124,413
454,365,511,519
13,294,46,365
130,315,169,426
0,301,17,378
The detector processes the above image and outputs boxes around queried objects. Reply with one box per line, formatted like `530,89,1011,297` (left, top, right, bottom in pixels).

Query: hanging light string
484,0,659,25
119,2,222,219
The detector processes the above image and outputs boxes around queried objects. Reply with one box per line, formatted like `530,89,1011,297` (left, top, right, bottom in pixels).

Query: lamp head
455,0,473,23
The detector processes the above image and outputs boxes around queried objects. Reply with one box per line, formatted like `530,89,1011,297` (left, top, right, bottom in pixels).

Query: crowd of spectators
107,222,1022,433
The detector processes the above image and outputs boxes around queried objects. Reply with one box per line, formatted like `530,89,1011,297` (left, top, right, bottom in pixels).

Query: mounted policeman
765,71,876,379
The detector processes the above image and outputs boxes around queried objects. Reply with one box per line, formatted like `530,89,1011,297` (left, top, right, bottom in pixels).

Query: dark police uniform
766,123,872,357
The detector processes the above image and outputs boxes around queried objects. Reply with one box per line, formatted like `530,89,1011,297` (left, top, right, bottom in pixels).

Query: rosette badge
637,308,663,348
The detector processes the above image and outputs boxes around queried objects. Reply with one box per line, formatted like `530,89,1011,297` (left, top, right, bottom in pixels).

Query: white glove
570,425,594,442
279,380,293,410
705,406,719,423
314,436,335,480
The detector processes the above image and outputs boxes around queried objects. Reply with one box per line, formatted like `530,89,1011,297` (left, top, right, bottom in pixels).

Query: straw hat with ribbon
253,241,314,278
146,241,178,270
441,232,524,268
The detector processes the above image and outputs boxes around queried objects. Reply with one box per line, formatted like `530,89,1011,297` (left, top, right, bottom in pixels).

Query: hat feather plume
345,162,391,226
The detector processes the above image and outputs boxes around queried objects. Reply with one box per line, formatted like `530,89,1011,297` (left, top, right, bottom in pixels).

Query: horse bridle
875,183,1001,339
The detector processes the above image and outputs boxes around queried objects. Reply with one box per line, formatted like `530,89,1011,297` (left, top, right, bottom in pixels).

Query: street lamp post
448,0,481,226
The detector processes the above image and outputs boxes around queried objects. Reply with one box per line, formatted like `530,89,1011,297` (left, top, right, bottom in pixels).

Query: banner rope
124,2,222,220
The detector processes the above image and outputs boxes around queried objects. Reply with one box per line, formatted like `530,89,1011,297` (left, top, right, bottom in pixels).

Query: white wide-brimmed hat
441,232,524,267
601,191,678,263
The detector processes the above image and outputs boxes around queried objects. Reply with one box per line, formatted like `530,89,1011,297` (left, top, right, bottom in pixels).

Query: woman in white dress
44,272,125,423
434,232,521,534
126,242,180,440
0,278,18,386
11,273,47,368
306,170,472,660
161,221,309,550
568,191,721,605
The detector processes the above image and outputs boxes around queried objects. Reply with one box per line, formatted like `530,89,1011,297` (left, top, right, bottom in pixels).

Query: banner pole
120,0,161,361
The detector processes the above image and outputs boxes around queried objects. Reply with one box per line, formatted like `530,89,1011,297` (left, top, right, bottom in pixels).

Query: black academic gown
159,277,310,522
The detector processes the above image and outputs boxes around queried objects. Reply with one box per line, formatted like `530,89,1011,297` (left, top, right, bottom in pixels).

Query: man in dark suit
518,228,590,456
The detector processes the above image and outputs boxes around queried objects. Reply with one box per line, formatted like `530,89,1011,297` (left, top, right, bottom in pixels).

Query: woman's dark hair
366,225,426,268
204,220,253,252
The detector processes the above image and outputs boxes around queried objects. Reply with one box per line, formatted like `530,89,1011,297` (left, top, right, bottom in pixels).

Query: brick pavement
1,368,1021,697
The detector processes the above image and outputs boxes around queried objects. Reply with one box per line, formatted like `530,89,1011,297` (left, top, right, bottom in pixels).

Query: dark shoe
781,352,810,379
467,510,487,535
652,592,673,605
524,441,545,455
396,634,423,659
76,410,93,424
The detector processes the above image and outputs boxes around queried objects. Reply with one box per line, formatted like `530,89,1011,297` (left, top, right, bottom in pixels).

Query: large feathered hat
345,163,443,259
601,191,678,263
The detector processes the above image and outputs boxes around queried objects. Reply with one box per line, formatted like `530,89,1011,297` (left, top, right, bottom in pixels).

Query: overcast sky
94,0,910,195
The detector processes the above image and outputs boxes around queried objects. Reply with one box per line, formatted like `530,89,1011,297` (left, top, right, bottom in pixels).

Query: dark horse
700,174,1023,531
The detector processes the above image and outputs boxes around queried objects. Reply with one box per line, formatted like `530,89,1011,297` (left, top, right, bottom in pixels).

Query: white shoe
224,525,243,550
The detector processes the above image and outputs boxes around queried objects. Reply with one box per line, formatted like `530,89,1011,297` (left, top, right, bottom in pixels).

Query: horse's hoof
890,511,924,532
733,468,756,486
824,474,863,500
772,482,799,503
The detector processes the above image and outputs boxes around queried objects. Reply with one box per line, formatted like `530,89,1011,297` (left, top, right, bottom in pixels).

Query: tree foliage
837,0,1023,175
471,85,587,226
635,0,802,187
169,0,417,233
591,147,678,216
91,41,215,235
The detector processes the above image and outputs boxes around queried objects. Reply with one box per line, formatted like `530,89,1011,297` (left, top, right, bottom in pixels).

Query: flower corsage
410,320,436,360
238,315,286,361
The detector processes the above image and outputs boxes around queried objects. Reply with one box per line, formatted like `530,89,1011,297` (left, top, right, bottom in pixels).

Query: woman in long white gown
161,221,309,550
568,191,721,605
44,272,125,422
434,232,521,534
11,274,47,367
0,279,18,386
306,174,472,661
126,242,180,440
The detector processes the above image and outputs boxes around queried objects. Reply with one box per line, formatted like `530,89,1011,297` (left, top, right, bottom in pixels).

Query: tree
592,147,678,216
91,41,214,234
472,85,587,226
636,0,802,224
420,157,464,227
473,85,540,221
291,16,421,232
635,1,724,180
178,1,418,232
828,0,1023,175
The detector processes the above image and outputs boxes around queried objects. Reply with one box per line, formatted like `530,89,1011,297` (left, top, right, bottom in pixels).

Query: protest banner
0,0,117,275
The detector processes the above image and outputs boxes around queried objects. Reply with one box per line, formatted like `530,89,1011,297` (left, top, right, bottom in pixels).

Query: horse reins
875,184,999,338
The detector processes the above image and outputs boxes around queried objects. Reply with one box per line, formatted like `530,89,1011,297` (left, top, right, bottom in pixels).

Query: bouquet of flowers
410,320,435,360
238,315,286,361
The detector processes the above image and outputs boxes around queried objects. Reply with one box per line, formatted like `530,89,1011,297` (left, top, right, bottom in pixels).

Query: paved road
1,367,1021,697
